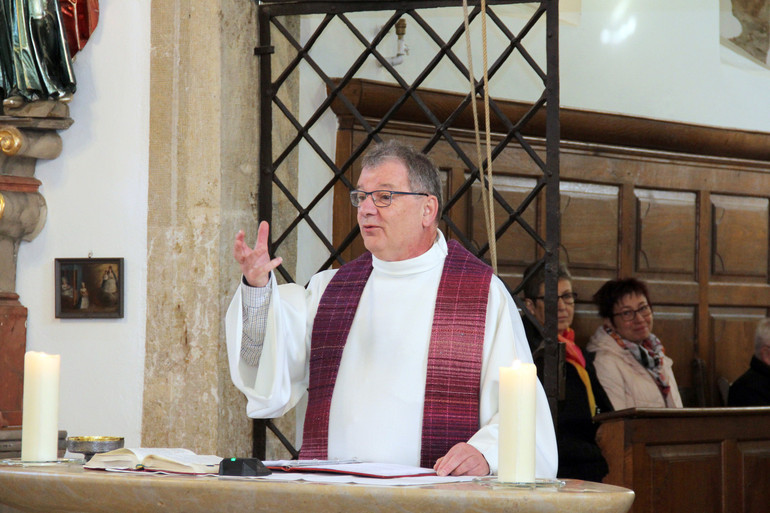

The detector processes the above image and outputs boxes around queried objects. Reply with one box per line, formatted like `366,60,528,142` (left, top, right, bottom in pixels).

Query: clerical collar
371,231,447,276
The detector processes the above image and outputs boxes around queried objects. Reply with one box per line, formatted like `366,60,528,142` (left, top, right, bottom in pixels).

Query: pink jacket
586,326,683,410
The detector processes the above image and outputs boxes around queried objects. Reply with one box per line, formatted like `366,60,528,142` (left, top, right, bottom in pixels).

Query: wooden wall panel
469,176,537,267
738,441,770,513
711,309,767,384
652,306,697,402
647,444,722,513
561,182,619,271
711,195,769,279
636,189,696,277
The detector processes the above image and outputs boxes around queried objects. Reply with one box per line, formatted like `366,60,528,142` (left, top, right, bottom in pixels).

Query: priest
225,140,557,477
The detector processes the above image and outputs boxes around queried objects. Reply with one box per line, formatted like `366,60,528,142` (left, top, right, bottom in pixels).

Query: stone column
143,0,259,457
0,104,71,426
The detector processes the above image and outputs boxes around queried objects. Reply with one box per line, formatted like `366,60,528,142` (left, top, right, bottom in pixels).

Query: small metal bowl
67,436,124,462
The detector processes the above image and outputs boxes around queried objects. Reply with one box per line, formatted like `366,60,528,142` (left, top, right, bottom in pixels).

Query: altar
0,462,634,513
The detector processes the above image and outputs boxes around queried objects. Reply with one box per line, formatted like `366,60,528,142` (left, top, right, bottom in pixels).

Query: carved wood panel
647,443,722,513
738,441,770,513
712,194,769,279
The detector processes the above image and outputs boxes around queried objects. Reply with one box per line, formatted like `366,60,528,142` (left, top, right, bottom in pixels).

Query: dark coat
728,356,770,407
524,318,614,482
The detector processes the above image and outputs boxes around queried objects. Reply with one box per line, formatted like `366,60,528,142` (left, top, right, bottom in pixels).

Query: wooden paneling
597,408,770,513
711,309,766,384
738,441,770,513
331,80,770,407
561,182,619,271
636,189,696,276
470,176,538,266
647,444,722,513
711,194,769,279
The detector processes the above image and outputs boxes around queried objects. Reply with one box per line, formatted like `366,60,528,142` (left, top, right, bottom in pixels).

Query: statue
730,0,770,64
0,0,77,106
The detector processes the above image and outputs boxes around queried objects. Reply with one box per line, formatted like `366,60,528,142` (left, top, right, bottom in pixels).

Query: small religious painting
55,258,124,319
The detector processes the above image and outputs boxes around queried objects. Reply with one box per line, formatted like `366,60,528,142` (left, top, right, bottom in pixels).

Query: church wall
14,3,151,446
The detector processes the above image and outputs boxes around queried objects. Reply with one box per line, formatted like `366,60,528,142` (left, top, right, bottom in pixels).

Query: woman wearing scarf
522,262,613,483
587,278,683,410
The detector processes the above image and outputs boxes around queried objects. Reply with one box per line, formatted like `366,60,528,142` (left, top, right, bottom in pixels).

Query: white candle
21,351,61,462
498,359,537,482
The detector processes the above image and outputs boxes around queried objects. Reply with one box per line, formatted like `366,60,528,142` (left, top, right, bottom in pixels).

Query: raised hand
233,221,283,287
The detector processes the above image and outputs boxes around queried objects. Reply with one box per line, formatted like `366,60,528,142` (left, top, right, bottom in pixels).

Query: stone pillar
0,105,72,426
143,0,260,457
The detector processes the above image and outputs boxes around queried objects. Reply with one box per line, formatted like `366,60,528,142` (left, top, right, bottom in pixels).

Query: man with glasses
225,140,556,478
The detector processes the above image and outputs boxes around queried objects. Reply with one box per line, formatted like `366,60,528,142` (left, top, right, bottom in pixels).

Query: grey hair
361,140,443,223
521,261,573,299
755,318,770,355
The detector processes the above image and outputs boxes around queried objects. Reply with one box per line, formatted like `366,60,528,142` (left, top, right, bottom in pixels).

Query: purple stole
299,240,492,467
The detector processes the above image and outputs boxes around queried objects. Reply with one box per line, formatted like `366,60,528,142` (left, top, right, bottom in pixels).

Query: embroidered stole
299,240,492,467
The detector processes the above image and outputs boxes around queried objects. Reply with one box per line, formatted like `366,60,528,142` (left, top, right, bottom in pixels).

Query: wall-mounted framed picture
55,258,124,319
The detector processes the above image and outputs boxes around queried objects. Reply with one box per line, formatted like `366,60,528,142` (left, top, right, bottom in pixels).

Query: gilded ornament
0,126,23,156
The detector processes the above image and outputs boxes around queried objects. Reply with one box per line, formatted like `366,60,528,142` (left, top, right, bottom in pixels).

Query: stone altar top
0,461,634,513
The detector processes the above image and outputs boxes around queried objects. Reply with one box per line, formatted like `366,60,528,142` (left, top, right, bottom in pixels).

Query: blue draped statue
0,0,76,104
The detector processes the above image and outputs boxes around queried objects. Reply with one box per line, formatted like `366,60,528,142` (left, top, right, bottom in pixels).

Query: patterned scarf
560,328,597,417
605,325,671,398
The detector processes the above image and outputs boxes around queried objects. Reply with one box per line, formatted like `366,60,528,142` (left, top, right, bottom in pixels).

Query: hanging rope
462,0,498,274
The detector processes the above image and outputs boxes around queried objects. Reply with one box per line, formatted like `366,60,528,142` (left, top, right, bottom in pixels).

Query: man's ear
422,195,439,227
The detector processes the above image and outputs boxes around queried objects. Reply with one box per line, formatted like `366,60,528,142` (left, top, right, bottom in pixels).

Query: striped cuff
240,278,271,366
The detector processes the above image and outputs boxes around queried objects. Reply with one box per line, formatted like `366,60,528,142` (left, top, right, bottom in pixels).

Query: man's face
356,159,436,261
525,279,575,333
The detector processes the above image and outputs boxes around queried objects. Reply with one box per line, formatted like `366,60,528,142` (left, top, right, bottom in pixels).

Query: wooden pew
596,407,770,513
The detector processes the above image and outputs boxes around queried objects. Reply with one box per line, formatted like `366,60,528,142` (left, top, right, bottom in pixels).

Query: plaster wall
15,2,150,446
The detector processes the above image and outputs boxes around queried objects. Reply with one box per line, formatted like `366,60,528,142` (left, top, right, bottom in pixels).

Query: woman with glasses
521,262,613,483
586,278,683,410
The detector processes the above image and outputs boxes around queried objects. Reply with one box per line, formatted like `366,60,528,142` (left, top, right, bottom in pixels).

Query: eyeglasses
612,304,652,322
350,189,429,208
533,292,578,305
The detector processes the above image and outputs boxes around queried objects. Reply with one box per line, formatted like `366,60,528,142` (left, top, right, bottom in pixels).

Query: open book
263,460,437,478
84,448,222,475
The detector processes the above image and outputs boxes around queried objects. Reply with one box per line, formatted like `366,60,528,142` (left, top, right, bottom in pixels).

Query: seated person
225,140,557,477
586,278,683,409
521,261,613,482
728,318,770,406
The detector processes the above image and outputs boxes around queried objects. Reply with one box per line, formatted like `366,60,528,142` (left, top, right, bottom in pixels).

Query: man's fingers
255,220,270,251
434,443,489,477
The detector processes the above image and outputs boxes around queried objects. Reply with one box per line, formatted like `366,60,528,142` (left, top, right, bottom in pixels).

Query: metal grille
253,0,561,458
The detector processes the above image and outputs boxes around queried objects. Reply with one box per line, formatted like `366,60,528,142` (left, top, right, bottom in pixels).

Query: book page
142,452,222,473
85,448,220,474
264,460,437,478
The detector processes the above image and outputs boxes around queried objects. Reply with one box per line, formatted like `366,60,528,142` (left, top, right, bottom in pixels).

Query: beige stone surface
144,0,259,457
144,0,301,460
0,463,635,513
